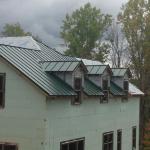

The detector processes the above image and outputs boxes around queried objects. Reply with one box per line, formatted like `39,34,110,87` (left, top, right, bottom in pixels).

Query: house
0,36,143,150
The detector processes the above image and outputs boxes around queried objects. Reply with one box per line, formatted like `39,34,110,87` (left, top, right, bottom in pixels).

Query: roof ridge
0,43,40,52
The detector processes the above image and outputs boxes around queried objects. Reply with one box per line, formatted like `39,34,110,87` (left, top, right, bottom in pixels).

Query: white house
0,36,143,150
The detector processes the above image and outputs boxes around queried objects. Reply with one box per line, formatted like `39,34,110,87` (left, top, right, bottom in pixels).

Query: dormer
42,60,87,104
86,65,113,102
111,68,132,97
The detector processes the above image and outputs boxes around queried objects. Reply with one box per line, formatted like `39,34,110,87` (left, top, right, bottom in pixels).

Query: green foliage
60,3,112,61
1,23,42,42
2,23,31,36
119,0,150,92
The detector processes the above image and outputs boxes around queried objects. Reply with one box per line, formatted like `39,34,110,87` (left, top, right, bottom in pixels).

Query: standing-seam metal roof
84,78,104,96
0,44,76,96
86,65,107,75
112,68,132,77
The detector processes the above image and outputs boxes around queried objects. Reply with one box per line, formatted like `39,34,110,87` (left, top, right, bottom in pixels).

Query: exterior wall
0,58,47,150
0,58,140,150
46,96,140,150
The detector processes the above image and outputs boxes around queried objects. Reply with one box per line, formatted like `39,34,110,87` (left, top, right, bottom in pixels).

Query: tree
106,21,129,68
119,1,150,149
60,3,112,61
143,120,150,150
119,0,150,91
1,23,41,42
1,23,31,37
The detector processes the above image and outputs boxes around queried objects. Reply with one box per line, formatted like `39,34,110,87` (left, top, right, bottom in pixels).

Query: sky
0,0,128,50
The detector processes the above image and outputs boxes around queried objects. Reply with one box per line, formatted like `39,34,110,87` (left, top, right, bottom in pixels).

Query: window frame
0,73,6,109
102,131,114,150
0,142,18,150
117,129,122,150
132,126,136,149
60,137,85,150
123,80,129,91
102,79,109,91
72,77,82,105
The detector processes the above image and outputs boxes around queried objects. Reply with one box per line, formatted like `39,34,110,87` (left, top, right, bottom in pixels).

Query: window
74,78,82,91
73,78,82,104
60,138,84,150
0,143,18,150
103,132,113,150
0,73,6,108
117,130,122,150
100,91,109,103
123,80,129,91
102,80,109,91
132,126,136,149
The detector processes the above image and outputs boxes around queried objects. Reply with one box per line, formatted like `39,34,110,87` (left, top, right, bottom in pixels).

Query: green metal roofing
86,65,111,75
84,78,104,96
0,44,76,96
111,68,132,77
110,81,125,96
43,61,80,72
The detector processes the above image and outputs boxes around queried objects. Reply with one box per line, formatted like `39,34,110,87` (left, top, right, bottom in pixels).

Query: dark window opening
100,91,109,103
117,130,122,150
74,78,82,91
103,132,113,150
123,80,129,91
132,126,136,149
103,80,109,91
0,143,17,150
61,138,84,150
0,73,6,108
73,78,82,104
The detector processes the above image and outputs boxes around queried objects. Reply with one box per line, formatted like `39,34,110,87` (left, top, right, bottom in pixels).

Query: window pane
103,135,108,143
0,76,3,91
103,132,113,150
0,144,3,150
78,140,84,150
103,80,108,90
69,142,76,150
74,78,82,91
0,92,4,107
108,134,113,142
124,81,129,91
103,144,107,150
61,144,68,150
4,145,17,150
109,143,113,150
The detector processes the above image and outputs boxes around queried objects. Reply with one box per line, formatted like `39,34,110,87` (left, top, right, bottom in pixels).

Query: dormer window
72,77,82,104
74,78,82,91
0,73,5,108
102,79,109,91
123,80,129,91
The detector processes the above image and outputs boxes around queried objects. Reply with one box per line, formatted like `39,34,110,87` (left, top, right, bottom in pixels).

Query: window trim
0,73,6,109
60,137,85,150
117,129,122,150
102,131,114,150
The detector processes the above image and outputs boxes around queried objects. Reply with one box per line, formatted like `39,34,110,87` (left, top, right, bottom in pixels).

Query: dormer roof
42,60,87,73
86,65,113,75
111,68,132,78
0,36,142,97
